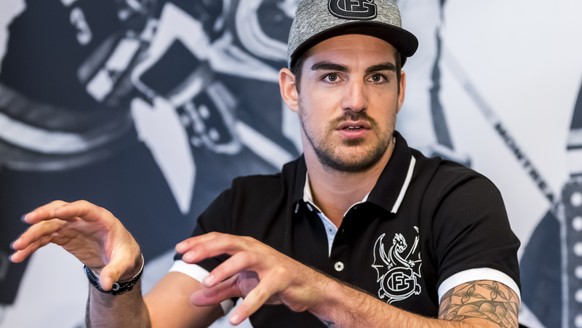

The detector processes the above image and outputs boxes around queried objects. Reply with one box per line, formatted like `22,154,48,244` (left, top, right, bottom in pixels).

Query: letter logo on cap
328,0,377,20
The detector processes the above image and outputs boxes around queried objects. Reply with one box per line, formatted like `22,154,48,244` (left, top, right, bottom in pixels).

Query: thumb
98,253,143,291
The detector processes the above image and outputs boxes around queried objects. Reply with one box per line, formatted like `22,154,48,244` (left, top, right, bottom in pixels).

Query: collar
302,174,321,213
303,173,370,213
290,131,415,215
367,131,415,214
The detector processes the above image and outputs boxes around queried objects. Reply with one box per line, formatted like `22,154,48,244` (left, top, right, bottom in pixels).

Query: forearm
309,278,511,328
308,278,432,328
86,282,151,328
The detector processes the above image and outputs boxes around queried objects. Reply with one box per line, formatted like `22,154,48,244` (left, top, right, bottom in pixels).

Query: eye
322,73,341,83
368,73,388,83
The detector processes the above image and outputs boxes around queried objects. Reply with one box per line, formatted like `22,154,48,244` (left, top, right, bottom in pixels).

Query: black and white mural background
0,0,580,327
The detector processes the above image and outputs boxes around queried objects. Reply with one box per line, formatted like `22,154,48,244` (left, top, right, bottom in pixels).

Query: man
9,0,521,327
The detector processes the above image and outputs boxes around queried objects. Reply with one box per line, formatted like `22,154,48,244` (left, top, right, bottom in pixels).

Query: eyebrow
310,61,396,74
366,63,397,74
311,61,348,72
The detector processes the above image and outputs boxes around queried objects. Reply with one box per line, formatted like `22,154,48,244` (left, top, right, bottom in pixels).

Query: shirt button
334,261,345,272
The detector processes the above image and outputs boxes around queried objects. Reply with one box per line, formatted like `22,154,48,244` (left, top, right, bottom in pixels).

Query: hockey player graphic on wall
519,81,582,328
0,0,299,310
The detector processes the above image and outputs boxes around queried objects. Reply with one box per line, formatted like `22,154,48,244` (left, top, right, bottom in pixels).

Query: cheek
298,105,327,140
298,107,318,133
298,95,325,122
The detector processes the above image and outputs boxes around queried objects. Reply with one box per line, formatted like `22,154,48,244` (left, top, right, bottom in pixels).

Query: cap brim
289,22,418,67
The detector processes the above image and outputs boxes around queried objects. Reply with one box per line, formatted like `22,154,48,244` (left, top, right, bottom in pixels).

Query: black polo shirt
174,132,521,327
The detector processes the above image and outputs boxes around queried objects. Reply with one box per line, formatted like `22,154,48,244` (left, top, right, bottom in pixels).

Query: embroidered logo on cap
328,0,377,20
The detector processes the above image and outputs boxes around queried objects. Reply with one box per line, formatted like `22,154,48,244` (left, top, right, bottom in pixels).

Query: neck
305,142,394,227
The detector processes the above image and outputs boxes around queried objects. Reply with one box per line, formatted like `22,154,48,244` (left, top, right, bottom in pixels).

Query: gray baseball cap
287,0,418,67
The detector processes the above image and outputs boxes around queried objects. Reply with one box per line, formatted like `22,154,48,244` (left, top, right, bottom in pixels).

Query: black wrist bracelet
84,254,144,295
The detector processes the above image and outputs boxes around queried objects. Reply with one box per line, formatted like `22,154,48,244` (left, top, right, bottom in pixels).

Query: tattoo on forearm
438,280,519,328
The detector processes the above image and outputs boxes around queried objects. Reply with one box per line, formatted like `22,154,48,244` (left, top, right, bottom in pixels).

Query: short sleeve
430,172,521,291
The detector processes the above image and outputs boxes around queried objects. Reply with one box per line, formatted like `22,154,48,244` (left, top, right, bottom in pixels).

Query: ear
397,70,406,113
279,68,299,113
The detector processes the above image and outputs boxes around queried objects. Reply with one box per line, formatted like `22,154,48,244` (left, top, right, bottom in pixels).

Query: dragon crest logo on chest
372,226,422,303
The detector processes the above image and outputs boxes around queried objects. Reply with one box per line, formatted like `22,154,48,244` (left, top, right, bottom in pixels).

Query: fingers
189,274,243,306
24,200,113,224
11,199,133,275
229,275,280,325
189,272,272,326
11,200,72,261
231,267,323,324
179,233,291,324
178,232,320,325
175,232,226,261
176,233,264,264
10,219,67,263
11,200,106,263
21,200,69,224
202,251,265,289
177,233,274,288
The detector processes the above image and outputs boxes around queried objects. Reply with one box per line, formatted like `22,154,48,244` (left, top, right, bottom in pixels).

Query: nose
341,79,367,112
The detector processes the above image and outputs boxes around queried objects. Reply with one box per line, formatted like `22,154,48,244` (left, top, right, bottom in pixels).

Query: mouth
337,121,371,131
